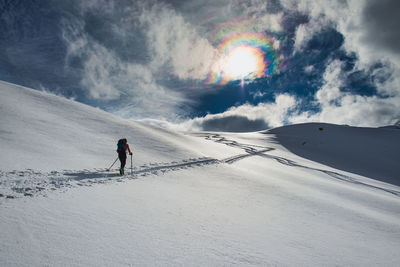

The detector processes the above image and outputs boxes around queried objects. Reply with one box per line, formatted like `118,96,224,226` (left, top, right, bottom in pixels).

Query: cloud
60,0,289,121
234,0,284,32
293,16,329,52
137,0,285,83
62,13,186,119
250,89,267,99
62,0,237,119
179,94,298,132
193,116,269,132
289,60,400,127
277,0,400,127
282,0,349,53
172,0,284,33
362,0,400,55
139,3,216,80
283,0,400,63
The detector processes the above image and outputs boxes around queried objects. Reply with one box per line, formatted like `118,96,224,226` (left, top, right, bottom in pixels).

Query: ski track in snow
196,133,400,197
0,157,219,200
1,133,399,201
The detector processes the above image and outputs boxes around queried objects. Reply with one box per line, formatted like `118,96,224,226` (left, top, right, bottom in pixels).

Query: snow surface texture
1,81,400,266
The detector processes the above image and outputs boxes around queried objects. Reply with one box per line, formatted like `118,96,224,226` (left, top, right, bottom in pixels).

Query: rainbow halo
205,30,283,86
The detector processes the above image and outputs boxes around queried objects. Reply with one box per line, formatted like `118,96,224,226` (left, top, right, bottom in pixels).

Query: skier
117,138,132,176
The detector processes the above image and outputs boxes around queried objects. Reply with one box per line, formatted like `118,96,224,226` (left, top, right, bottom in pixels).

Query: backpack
117,139,126,153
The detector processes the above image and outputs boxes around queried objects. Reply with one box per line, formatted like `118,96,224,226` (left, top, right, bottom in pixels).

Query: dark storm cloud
201,115,270,132
363,0,400,54
181,94,297,132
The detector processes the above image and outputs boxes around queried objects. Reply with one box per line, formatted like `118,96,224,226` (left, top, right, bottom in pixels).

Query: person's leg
118,154,122,167
120,153,127,175
119,153,126,175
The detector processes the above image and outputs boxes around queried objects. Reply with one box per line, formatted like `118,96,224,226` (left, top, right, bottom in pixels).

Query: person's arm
126,144,132,155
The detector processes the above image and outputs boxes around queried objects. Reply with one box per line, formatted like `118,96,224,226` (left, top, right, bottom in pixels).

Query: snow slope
268,123,400,186
1,81,400,266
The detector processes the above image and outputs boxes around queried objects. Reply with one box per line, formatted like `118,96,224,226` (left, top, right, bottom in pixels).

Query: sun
218,45,265,83
224,47,257,78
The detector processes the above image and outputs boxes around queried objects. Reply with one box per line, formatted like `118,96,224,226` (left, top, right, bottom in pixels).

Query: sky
1,0,399,131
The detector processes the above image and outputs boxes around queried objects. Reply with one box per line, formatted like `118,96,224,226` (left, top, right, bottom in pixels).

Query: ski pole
107,156,119,171
130,154,133,175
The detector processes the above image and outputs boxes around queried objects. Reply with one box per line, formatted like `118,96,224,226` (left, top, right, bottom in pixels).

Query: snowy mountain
1,81,400,266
